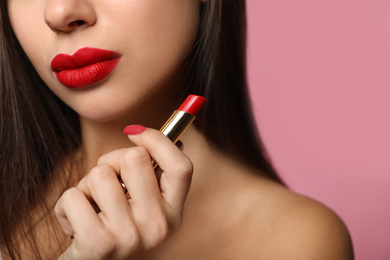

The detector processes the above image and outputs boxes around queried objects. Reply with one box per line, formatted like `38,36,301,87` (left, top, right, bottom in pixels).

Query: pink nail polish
123,125,146,135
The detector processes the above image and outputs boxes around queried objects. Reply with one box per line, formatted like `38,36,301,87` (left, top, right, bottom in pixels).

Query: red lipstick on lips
51,47,121,88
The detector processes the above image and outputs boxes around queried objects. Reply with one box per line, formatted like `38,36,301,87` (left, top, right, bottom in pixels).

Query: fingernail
123,125,146,135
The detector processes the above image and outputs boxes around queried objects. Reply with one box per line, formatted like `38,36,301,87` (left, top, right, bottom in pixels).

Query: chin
76,105,133,124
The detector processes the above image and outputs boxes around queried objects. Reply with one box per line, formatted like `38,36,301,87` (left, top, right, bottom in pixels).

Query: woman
0,0,353,259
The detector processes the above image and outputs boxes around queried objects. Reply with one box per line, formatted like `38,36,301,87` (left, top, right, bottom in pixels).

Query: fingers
124,126,193,212
55,125,193,258
97,146,165,229
56,165,145,259
55,187,104,240
76,164,134,229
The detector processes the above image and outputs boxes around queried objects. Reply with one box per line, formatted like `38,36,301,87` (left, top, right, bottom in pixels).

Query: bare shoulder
158,135,354,259
217,165,354,259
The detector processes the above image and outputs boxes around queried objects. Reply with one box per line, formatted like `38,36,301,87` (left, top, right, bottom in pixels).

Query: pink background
246,0,390,259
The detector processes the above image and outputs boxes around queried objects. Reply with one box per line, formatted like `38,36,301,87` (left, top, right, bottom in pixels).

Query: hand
55,126,193,259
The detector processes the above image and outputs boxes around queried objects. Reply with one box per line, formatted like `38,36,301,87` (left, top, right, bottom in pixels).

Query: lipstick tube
159,95,207,144
121,95,206,194
151,95,206,168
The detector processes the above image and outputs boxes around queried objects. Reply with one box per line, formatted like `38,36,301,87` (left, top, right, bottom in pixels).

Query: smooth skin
7,0,354,259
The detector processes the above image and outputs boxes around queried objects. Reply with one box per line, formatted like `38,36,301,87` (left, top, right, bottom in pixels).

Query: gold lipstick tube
159,110,195,144
152,110,195,169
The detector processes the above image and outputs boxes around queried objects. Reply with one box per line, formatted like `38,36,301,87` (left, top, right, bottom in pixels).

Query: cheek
117,0,200,78
8,1,49,74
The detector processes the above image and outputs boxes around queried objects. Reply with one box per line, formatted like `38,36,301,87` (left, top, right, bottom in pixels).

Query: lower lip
55,57,121,89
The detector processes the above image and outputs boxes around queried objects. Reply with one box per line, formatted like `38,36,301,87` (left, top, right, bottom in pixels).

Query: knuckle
87,230,117,258
119,227,142,252
176,157,194,177
154,216,170,239
123,146,150,162
148,216,170,248
97,149,125,165
88,164,115,183
61,187,83,203
96,153,108,165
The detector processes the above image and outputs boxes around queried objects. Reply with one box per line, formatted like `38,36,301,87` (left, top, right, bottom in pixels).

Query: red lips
51,47,121,88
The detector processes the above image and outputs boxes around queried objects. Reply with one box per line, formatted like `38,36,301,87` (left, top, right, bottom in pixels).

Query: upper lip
51,47,121,72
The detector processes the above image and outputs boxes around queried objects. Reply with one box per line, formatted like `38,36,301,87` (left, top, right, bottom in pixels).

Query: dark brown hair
0,0,282,258
0,3,80,258
185,1,281,181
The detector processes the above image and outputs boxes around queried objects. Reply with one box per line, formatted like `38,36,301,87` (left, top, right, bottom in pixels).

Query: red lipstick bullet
159,95,207,144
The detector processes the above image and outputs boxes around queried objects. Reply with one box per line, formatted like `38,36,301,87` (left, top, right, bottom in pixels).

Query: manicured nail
123,125,146,135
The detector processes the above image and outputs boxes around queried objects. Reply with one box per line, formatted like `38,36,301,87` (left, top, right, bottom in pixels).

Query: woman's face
7,0,202,122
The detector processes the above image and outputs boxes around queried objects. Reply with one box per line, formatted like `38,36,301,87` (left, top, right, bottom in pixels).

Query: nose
44,0,96,33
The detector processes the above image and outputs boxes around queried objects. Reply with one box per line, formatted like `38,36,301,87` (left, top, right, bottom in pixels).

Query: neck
77,90,184,172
